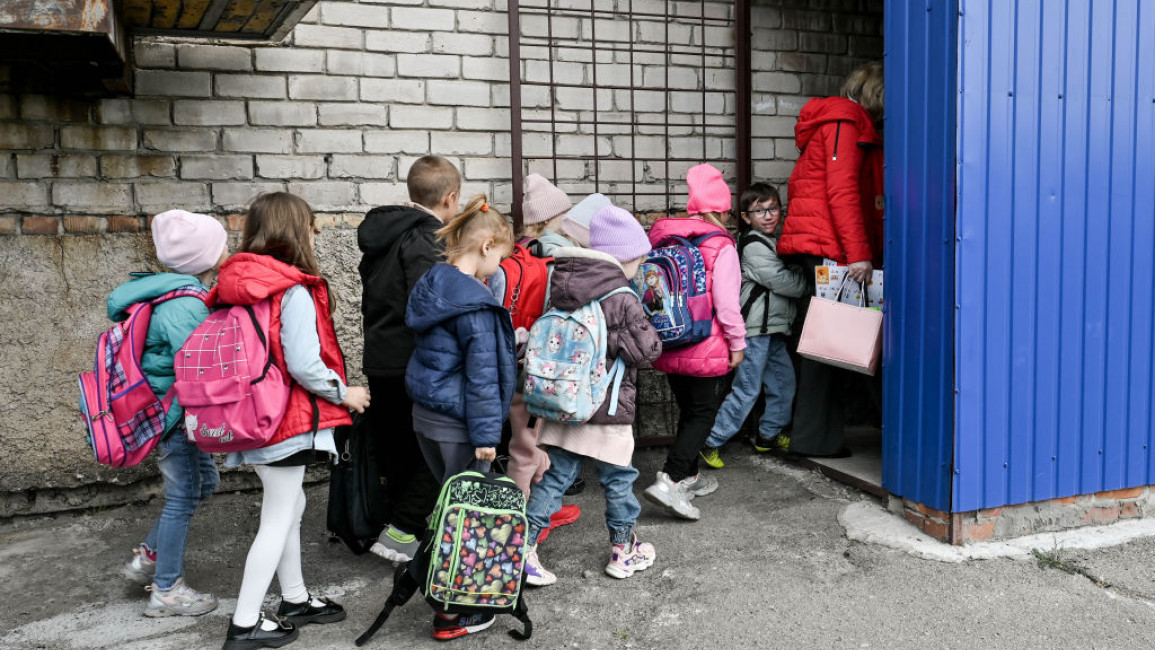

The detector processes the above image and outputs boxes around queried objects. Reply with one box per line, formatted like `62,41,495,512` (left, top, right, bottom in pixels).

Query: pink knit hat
590,205,651,263
151,209,228,275
522,174,572,225
686,164,732,215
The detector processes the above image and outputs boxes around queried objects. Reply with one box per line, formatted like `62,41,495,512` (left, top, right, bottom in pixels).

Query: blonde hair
407,155,462,209
695,211,728,229
842,61,884,125
437,195,514,261
521,220,549,239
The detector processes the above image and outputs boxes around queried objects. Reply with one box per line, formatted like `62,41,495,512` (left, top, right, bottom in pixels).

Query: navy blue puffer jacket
405,263,517,448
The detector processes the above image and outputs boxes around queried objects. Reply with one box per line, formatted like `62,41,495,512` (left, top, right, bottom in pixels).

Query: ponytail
437,194,514,260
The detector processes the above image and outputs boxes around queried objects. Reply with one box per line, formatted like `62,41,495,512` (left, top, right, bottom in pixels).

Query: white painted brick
0,154,11,178
16,154,97,178
52,182,133,213
753,160,795,181
524,60,585,84
318,103,389,126
773,94,808,117
328,155,394,179
455,107,509,132
365,31,431,54
211,182,287,210
134,42,175,68
430,132,492,156
461,57,508,82
364,130,429,155
289,75,359,101
177,45,252,71
321,2,390,28
426,80,493,106
389,105,454,130
215,74,286,99
137,182,211,212
96,99,170,126
438,0,492,8
144,129,217,152
174,100,247,126
752,115,796,138
521,15,579,39
181,155,254,180
0,182,48,210
555,87,593,111
431,33,493,56
249,102,317,126
136,70,212,97
463,157,511,180
297,130,363,153
326,51,396,77
397,54,460,79
458,181,494,203
292,24,364,50
359,182,409,207
643,65,698,90
360,78,425,103
222,129,294,154
256,155,328,179
99,155,177,178
288,181,357,210
636,20,693,44
494,133,511,157
60,126,137,151
494,35,509,57
456,10,508,34
255,47,326,73
391,7,455,30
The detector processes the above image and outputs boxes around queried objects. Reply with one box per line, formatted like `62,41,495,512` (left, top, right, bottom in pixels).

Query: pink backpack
78,287,208,468
173,299,291,453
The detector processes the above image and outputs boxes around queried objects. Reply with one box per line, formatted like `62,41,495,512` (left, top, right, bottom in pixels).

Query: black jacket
359,204,444,377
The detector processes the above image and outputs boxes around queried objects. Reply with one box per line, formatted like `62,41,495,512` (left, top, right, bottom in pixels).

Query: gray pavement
2,446,1154,650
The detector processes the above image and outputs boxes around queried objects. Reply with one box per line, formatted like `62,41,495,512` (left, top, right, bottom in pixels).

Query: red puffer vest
211,253,352,446
779,96,884,266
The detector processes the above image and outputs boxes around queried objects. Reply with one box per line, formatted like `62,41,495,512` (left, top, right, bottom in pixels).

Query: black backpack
326,413,388,554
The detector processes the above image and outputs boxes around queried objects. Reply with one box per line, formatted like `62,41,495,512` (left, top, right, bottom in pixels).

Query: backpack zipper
832,122,842,161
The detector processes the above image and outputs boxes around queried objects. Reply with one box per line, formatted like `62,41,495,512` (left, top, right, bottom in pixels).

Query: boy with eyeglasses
698,183,808,468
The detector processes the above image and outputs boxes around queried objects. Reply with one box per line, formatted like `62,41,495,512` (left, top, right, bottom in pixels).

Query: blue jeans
526,446,640,546
706,334,795,448
143,431,219,589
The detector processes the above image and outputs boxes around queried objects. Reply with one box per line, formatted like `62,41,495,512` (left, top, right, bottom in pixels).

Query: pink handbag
797,277,883,375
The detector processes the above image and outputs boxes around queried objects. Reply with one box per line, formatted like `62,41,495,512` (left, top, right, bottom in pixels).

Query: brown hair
241,192,321,277
842,61,884,126
437,194,514,261
407,155,462,209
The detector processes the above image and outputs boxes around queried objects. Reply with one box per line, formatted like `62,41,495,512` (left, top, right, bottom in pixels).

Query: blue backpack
522,287,635,423
631,233,726,348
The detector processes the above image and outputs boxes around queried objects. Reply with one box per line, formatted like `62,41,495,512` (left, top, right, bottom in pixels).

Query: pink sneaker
524,545,557,586
605,536,655,579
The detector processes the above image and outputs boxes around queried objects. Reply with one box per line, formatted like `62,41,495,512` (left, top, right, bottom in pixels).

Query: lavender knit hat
521,174,572,225
589,205,651,263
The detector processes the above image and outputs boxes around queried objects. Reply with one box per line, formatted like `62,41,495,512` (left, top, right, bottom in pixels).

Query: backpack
499,238,552,331
522,287,634,423
630,233,726,348
356,471,532,646
172,298,291,453
327,412,388,555
78,287,208,468
737,233,773,334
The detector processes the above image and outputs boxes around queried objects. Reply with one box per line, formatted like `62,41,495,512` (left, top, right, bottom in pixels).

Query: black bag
326,413,388,554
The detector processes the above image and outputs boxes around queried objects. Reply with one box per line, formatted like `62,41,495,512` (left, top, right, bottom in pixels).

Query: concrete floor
3,445,1155,650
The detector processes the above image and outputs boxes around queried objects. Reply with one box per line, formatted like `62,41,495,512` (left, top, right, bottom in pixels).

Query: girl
700,183,808,468
115,209,228,617
522,205,662,586
520,173,576,255
216,192,370,650
405,195,517,641
642,164,746,521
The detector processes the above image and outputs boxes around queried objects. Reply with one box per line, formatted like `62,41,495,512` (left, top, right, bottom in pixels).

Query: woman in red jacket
778,61,884,458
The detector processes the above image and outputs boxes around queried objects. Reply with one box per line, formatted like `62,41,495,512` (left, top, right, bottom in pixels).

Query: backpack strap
690,231,729,247
149,286,210,414
507,590,533,641
594,287,635,418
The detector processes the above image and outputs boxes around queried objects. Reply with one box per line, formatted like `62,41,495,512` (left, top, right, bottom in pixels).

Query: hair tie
481,202,489,212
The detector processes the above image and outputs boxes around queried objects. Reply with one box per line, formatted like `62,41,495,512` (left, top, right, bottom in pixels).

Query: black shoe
786,446,852,461
276,595,346,626
564,476,586,496
223,614,299,650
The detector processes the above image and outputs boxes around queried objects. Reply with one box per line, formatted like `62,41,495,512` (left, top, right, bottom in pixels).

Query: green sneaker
754,434,790,454
699,447,724,469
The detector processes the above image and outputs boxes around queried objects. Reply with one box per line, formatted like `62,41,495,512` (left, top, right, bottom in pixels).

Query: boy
358,155,461,563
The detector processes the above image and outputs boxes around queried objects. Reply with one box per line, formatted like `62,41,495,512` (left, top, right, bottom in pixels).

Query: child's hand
729,349,745,369
342,386,371,413
475,447,497,462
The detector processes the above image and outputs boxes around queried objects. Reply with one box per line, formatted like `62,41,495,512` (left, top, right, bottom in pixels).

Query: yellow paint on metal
239,0,282,34
149,0,180,28
176,0,213,29
119,0,152,27
216,0,258,32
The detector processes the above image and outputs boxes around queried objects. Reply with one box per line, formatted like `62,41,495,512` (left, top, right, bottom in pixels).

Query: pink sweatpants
506,392,550,495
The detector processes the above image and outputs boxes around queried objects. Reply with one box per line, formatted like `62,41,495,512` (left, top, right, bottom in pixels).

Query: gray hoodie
738,230,809,336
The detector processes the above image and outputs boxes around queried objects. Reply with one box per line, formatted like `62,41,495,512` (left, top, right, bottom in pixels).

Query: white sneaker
642,472,700,520
523,545,557,586
144,578,218,617
680,473,719,499
123,545,156,586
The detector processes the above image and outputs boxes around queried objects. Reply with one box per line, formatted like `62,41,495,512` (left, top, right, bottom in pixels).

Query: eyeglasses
744,206,781,218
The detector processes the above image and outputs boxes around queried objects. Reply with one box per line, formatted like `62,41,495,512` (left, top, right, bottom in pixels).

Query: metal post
734,0,752,197
507,0,524,230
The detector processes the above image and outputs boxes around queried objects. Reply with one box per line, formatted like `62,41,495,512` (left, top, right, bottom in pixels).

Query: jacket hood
548,248,629,310
107,272,203,321
795,96,881,151
406,263,505,333
212,252,319,306
358,204,442,256
647,216,733,245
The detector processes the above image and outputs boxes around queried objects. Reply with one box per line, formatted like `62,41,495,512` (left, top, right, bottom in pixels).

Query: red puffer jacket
779,97,884,266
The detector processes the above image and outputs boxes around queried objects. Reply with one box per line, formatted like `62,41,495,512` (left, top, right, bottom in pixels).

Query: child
700,183,807,468
522,205,662,585
642,164,746,520
358,155,460,564
114,209,227,617
520,173,575,254
405,195,517,641
559,192,611,248
218,192,370,650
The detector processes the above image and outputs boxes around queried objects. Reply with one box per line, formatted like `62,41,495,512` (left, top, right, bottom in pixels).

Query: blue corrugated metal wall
955,0,1155,511
882,0,958,512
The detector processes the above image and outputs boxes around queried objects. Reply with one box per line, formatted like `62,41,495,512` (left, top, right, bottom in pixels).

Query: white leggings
232,464,310,627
